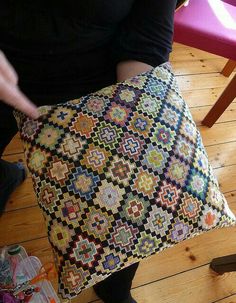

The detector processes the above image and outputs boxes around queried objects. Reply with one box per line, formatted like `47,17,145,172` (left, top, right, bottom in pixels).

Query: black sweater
0,0,177,104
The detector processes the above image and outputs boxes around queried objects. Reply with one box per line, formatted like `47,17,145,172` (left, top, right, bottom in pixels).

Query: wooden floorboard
217,295,236,303
199,121,236,146
191,103,236,126
130,265,236,303
176,72,236,92
170,46,222,61
182,88,232,108
206,142,236,169
1,43,236,303
172,58,227,75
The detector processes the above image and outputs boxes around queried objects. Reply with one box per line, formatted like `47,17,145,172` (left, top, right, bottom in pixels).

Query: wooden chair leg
210,254,236,275
202,74,236,127
221,59,236,77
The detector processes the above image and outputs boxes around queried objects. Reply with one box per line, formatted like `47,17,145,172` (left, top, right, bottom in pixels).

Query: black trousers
0,102,18,156
93,263,139,303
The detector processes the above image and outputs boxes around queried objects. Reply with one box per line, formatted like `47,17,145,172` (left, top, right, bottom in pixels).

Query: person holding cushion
0,1,178,302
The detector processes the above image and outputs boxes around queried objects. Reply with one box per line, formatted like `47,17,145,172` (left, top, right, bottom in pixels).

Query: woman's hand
0,50,39,119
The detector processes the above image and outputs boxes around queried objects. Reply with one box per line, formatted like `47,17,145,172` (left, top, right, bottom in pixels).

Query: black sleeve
113,0,177,67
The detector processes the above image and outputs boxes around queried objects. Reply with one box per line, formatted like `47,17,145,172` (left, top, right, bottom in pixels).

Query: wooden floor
1,43,236,303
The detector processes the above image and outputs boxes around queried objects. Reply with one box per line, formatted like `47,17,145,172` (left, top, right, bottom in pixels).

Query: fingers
0,50,18,85
0,77,39,119
0,50,39,119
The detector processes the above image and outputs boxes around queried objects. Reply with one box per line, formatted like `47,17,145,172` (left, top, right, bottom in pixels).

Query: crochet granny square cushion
15,62,236,301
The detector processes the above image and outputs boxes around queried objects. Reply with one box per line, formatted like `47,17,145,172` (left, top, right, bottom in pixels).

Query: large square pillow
14,62,236,301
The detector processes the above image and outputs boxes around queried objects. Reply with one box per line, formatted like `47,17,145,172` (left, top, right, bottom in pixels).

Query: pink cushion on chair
174,0,236,60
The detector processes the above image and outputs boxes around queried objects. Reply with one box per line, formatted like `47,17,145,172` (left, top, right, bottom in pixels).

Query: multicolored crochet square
15,62,236,301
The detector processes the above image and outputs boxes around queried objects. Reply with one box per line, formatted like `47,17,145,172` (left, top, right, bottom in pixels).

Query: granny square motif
15,62,236,300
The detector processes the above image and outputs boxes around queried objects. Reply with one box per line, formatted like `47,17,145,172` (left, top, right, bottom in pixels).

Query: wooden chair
174,0,236,128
